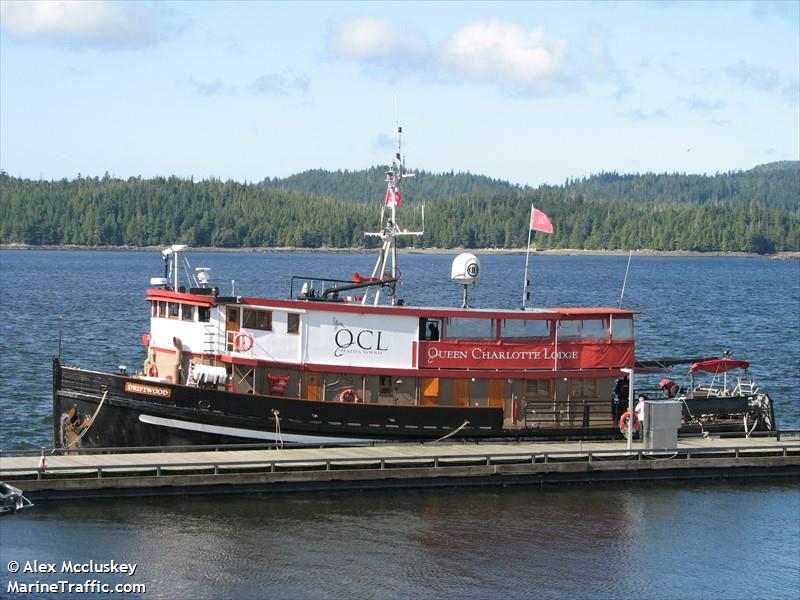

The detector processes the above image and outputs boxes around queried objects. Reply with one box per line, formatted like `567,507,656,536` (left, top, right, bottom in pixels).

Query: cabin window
287,313,300,334
557,320,581,340
168,302,180,320
501,319,551,339
569,378,598,398
157,301,167,318
243,308,272,331
182,305,195,322
580,319,608,341
420,318,441,341
611,317,634,340
445,317,495,340
557,319,607,341
525,379,552,399
198,306,210,323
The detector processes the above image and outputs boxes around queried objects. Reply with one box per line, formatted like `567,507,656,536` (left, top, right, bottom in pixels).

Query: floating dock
2,435,798,500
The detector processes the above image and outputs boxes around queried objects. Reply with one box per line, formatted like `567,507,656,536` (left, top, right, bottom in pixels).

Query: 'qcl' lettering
334,327,388,357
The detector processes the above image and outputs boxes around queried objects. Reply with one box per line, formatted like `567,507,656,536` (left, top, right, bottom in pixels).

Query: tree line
0,164,798,253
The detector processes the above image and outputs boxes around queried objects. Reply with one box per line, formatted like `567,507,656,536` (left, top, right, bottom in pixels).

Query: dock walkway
2,435,798,500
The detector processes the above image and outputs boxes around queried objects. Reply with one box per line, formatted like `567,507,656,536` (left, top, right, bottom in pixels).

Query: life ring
148,363,159,377
234,333,254,352
338,388,360,403
619,409,639,432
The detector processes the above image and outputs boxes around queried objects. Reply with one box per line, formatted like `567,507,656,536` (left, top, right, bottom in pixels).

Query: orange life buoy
619,409,639,432
234,333,254,352
338,388,360,403
148,363,159,377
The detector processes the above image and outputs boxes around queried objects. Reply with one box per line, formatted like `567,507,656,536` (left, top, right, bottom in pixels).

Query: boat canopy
690,358,749,374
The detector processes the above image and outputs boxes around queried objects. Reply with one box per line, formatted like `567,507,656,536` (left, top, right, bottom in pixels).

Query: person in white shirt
635,395,647,439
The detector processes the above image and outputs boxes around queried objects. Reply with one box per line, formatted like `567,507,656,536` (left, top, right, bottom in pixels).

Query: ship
52,127,776,449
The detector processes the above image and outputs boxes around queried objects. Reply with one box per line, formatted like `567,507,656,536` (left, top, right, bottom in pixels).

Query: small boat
0,483,33,515
626,356,775,435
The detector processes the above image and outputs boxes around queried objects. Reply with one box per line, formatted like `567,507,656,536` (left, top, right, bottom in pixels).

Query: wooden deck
2,435,798,500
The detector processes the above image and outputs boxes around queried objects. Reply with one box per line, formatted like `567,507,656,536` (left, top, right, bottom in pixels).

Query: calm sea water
1,250,798,599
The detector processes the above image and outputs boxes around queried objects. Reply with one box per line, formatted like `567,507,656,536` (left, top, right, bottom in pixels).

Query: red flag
530,207,553,234
385,186,402,208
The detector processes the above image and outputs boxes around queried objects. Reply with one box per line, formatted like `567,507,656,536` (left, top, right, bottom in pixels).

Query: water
1,249,799,599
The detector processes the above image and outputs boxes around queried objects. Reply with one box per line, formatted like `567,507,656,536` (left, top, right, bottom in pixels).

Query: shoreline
1,243,797,259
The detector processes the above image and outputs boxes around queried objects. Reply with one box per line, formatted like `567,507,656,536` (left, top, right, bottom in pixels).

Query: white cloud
440,19,570,94
189,78,235,97
0,0,171,48
326,17,621,98
677,97,725,116
725,60,799,106
752,0,800,23
188,73,309,97
623,109,667,121
372,132,394,151
327,17,430,60
250,73,309,96
726,60,782,91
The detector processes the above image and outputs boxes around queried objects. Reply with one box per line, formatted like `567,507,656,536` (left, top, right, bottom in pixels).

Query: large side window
181,304,195,322
445,318,495,340
287,313,300,334
569,378,598,398
558,320,608,341
580,319,608,341
525,379,552,399
501,319,551,339
243,308,272,331
611,317,634,340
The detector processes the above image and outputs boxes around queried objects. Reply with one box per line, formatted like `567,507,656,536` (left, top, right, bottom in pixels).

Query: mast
362,123,423,306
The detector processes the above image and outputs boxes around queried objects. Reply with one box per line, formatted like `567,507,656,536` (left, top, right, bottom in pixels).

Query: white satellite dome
451,253,481,285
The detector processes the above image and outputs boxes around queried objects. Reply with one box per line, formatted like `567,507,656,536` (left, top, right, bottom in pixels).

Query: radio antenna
363,116,421,306
618,250,633,308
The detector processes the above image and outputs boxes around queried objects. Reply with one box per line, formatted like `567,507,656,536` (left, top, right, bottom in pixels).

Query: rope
64,389,108,450
272,409,283,449
679,397,707,438
744,415,758,438
643,453,679,461
430,420,470,444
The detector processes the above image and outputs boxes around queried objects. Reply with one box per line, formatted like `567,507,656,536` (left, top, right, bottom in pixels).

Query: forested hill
262,167,523,203
262,162,800,210
1,162,798,253
558,161,799,211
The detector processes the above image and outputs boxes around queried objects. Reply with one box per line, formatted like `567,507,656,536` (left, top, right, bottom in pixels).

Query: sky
1,0,798,187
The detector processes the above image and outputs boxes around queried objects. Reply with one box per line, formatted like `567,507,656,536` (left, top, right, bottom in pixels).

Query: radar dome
451,253,481,285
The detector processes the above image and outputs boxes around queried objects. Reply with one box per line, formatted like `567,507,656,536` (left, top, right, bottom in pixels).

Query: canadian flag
530,207,553,234
385,186,402,208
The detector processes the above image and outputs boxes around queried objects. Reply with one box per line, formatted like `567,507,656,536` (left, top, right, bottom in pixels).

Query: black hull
53,360,774,449
53,361,509,448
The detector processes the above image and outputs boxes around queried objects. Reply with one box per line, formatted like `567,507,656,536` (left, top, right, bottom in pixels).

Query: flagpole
522,204,533,308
